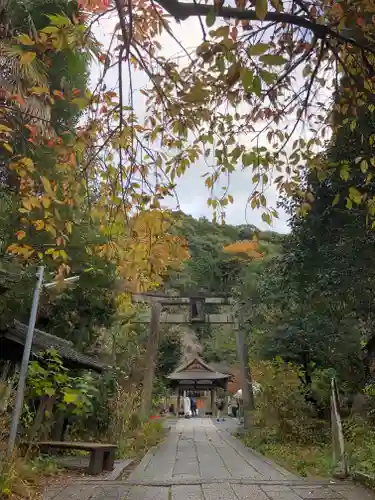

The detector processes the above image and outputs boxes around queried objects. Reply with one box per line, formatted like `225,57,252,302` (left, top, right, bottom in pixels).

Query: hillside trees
252,91,375,394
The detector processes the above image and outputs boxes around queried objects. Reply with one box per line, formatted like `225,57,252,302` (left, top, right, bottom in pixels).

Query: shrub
252,361,329,444
105,384,164,459
343,417,375,475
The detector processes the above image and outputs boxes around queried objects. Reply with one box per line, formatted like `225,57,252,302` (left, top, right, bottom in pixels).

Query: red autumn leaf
100,105,107,113
72,88,81,96
25,124,37,136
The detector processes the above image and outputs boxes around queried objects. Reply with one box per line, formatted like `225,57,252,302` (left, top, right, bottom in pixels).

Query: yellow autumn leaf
59,250,69,262
7,244,18,253
18,34,35,45
34,220,45,231
20,157,35,171
29,196,40,208
42,196,51,208
45,224,57,237
22,198,32,211
2,143,13,153
20,52,36,65
41,176,54,196
0,124,13,133
65,221,73,233
30,86,50,95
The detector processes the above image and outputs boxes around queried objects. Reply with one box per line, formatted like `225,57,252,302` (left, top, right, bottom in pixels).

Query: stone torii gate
132,293,254,424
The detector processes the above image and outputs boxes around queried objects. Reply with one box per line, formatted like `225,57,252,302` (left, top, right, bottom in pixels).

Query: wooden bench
36,441,117,475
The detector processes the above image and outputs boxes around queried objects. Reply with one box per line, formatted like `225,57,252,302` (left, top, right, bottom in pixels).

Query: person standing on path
216,397,225,422
190,395,197,416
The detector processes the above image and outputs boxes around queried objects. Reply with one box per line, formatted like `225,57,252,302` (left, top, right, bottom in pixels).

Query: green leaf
346,197,352,209
241,68,254,92
217,56,225,73
206,9,216,27
212,26,230,38
349,186,362,205
332,194,340,206
41,26,59,34
302,64,312,77
256,0,268,20
47,14,71,27
64,391,79,404
259,55,287,66
253,76,262,97
243,152,255,166
360,159,369,173
183,86,208,103
340,165,349,181
262,213,272,225
350,119,357,131
248,43,269,56
72,97,89,110
259,70,277,84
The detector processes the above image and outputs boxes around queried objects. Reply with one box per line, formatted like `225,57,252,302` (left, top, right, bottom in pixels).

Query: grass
240,418,375,481
116,419,166,460
343,419,375,477
240,431,334,478
0,452,60,499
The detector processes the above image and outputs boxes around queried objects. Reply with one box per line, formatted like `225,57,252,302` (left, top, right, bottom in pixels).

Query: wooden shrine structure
168,356,231,415
131,293,235,324
131,292,253,422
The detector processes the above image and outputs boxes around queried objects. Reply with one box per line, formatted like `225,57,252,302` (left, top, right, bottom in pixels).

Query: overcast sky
92,15,291,233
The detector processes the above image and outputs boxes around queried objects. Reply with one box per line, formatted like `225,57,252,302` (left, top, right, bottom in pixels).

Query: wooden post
210,388,215,416
331,378,348,477
140,302,161,421
177,389,181,417
235,326,254,429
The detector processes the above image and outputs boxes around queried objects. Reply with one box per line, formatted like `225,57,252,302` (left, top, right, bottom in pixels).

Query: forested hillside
167,213,283,295
164,214,284,365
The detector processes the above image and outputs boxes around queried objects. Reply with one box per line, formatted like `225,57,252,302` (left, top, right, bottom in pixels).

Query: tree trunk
235,327,254,429
139,302,161,421
28,397,48,442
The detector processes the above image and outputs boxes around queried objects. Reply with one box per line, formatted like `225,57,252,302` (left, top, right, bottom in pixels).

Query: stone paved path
44,418,375,500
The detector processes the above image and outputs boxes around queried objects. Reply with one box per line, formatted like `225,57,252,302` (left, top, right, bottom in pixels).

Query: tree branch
154,0,375,53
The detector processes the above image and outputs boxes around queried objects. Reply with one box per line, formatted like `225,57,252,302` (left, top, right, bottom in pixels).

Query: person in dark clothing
216,398,225,422
190,396,197,416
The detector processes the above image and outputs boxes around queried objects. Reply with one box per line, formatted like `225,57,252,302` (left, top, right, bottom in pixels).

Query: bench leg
103,449,115,471
88,449,104,475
